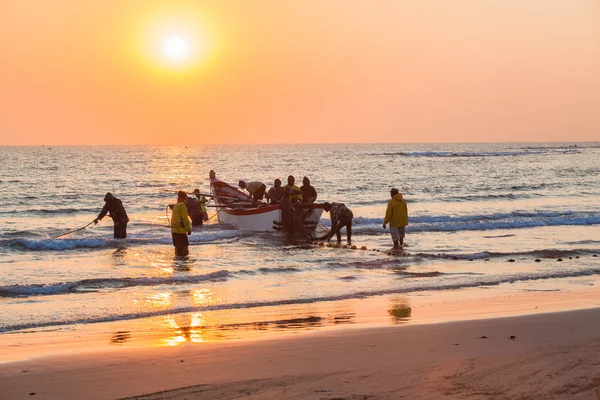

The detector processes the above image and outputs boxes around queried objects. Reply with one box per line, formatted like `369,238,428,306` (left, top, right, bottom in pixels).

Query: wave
0,207,98,215
414,248,600,261
6,230,242,251
9,238,109,251
374,149,581,158
3,266,600,333
0,270,229,298
350,210,600,233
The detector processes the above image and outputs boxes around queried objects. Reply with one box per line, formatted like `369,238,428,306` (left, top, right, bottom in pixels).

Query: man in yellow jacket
171,190,192,256
383,188,408,248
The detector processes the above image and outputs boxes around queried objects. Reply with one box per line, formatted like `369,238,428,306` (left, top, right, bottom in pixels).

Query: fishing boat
209,173,325,234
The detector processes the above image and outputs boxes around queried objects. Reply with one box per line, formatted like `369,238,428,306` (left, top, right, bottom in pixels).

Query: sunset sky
1,0,599,145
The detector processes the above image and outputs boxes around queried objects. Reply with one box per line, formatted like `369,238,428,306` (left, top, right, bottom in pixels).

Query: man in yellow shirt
283,175,302,204
171,190,192,256
383,188,408,248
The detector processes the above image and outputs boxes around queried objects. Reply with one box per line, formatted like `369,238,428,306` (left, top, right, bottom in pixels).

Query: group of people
238,175,319,244
238,175,317,205
92,182,409,257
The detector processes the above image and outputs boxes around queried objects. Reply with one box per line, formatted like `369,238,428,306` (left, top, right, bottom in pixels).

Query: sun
163,36,188,59
132,11,216,73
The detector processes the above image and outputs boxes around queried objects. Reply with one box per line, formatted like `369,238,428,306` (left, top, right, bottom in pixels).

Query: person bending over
239,180,267,201
323,202,353,245
94,192,129,239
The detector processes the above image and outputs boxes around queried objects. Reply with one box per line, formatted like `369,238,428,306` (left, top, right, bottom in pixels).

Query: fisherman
283,175,302,203
323,202,353,245
239,180,267,201
383,188,408,248
300,176,317,204
280,187,294,244
94,193,129,239
193,188,209,223
171,190,192,256
186,193,203,227
266,179,285,204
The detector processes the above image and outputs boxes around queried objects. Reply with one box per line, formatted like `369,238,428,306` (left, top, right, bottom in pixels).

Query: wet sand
2,285,600,400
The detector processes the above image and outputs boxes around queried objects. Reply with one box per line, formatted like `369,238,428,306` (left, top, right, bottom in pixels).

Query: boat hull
217,205,323,232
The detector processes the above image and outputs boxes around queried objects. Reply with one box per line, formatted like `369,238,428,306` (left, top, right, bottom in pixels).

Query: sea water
1,143,600,336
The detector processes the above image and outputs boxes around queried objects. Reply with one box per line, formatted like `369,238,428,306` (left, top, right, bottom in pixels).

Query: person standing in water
94,193,129,239
193,189,209,222
186,194,203,227
383,188,408,248
171,191,192,256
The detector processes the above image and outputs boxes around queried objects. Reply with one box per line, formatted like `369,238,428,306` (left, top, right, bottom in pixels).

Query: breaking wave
0,270,230,298
349,210,600,233
6,230,242,251
9,238,109,251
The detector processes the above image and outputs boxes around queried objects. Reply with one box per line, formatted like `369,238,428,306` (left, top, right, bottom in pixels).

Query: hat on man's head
390,188,399,196
193,188,200,194
177,190,187,199
238,180,246,188
104,192,114,201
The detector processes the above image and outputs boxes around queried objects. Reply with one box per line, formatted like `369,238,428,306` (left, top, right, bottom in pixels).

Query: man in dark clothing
323,202,353,245
266,179,285,204
94,193,129,239
280,187,294,244
186,195,203,227
301,176,317,204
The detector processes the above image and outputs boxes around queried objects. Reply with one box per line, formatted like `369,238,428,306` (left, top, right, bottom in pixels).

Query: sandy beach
2,288,600,400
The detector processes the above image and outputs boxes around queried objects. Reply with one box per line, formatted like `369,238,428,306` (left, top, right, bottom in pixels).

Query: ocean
1,143,600,341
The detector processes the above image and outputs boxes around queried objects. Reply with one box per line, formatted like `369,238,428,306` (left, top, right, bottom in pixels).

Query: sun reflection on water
159,312,207,346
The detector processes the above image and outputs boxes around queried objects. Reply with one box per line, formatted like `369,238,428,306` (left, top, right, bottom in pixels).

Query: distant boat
209,174,324,233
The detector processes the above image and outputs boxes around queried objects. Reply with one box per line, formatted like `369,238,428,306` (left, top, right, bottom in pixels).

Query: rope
207,207,222,221
53,221,95,239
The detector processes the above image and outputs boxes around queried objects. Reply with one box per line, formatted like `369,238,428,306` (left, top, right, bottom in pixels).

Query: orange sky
1,0,599,145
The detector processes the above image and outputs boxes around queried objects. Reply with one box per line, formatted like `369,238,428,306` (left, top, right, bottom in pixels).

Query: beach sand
2,285,600,400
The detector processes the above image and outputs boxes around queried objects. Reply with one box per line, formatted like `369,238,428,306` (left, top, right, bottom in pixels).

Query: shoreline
2,281,600,399
1,278,599,362
2,307,600,399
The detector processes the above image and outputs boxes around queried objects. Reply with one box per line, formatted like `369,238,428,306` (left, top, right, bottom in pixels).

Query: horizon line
1,140,598,148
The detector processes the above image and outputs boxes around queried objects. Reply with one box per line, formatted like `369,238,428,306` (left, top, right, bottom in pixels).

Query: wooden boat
209,174,324,233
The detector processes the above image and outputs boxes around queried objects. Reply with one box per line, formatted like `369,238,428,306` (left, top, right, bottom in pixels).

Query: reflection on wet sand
110,331,131,344
108,310,357,347
388,296,412,323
